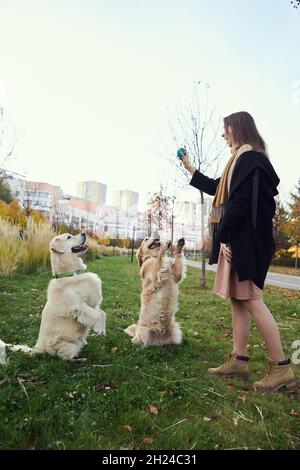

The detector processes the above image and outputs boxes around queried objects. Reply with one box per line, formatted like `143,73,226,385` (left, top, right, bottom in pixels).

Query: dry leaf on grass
123,425,133,432
238,395,247,402
25,443,36,450
203,416,211,422
143,437,155,444
149,405,159,415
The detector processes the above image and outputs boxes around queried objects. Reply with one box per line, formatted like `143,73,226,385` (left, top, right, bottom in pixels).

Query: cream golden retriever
10,233,106,360
124,233,185,347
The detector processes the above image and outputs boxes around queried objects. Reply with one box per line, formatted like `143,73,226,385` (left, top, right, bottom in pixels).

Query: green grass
0,257,299,450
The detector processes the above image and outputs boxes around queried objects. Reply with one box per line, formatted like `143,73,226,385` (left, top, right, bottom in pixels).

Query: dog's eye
67,235,71,240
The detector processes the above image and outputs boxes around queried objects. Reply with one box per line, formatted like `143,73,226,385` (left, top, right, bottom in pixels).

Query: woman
181,111,297,392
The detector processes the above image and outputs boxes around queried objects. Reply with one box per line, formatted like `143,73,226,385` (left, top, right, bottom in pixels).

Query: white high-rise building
112,189,139,213
76,180,107,205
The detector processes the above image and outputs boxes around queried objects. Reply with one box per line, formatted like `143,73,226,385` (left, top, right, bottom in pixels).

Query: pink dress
213,145,262,300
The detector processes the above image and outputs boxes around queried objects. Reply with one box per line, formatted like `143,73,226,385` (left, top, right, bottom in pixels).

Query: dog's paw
93,324,106,336
176,237,185,253
132,336,144,347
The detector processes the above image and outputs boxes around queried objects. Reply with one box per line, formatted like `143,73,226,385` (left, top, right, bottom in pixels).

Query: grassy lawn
0,256,299,450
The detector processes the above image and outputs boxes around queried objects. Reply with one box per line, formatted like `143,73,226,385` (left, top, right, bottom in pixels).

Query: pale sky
0,0,299,209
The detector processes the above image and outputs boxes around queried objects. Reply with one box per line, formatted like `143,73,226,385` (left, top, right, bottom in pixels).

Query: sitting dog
11,233,106,360
124,233,185,347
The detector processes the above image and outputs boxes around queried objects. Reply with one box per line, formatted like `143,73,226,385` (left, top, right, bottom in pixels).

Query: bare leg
243,298,284,361
231,298,251,356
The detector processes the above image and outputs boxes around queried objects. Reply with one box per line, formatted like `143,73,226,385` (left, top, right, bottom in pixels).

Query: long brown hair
224,111,268,156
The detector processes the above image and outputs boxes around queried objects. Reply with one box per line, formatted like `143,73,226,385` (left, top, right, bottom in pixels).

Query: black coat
190,151,280,289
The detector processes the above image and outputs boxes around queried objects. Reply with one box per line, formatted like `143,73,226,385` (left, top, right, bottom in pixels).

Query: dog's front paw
93,322,106,336
132,335,144,347
176,237,185,254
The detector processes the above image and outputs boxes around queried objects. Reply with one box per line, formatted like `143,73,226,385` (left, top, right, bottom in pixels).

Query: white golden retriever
124,233,185,348
10,233,106,360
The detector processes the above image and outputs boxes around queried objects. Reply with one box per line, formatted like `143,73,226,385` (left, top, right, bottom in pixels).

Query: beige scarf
209,144,253,227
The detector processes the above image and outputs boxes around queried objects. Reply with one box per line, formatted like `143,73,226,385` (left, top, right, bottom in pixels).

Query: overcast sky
0,0,299,209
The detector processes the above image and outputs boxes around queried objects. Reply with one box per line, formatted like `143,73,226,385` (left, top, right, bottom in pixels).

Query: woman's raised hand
180,150,196,175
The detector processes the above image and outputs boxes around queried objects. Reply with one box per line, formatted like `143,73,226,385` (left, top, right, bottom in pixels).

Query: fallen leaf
239,386,251,392
123,425,133,432
30,376,40,382
203,416,211,422
143,437,155,444
109,379,117,389
111,347,118,353
290,409,300,417
158,390,168,396
149,405,159,415
238,395,247,402
26,443,36,450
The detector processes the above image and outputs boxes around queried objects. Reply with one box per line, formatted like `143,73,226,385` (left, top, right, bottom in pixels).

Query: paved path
186,259,300,291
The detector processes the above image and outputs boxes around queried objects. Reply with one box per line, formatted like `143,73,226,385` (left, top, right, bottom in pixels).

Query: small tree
166,82,226,287
147,185,171,234
0,107,17,170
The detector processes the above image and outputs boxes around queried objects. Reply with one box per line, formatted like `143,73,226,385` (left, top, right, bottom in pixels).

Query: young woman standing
181,111,297,392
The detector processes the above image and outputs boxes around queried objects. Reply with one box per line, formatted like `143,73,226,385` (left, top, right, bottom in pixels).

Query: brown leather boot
253,359,298,392
208,352,249,378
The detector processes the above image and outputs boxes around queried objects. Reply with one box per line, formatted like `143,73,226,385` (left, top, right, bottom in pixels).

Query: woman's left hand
220,243,232,263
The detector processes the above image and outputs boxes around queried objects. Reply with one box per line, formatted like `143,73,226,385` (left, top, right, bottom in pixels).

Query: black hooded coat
189,150,280,289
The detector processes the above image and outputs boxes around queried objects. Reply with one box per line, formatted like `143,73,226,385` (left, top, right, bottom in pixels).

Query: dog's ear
50,237,65,254
136,247,143,268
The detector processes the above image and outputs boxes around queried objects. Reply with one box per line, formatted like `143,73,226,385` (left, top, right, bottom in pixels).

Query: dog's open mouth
71,243,88,253
148,239,161,249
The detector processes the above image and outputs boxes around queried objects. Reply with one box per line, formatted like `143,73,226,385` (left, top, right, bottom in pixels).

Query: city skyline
3,168,210,248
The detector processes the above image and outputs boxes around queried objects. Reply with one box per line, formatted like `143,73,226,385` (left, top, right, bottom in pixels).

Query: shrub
0,218,21,275
17,219,55,274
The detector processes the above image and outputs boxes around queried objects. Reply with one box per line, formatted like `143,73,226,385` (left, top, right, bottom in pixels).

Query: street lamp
130,225,136,263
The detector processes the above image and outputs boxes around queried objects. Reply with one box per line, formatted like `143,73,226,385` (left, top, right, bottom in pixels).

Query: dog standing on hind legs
125,233,186,347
